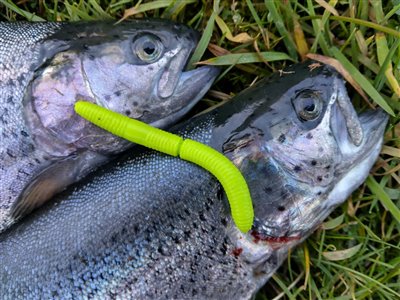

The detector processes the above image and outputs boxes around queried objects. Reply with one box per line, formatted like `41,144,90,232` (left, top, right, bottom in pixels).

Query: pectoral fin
11,151,108,220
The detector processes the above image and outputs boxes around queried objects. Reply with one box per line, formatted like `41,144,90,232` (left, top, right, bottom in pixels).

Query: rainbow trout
0,62,387,299
0,20,218,231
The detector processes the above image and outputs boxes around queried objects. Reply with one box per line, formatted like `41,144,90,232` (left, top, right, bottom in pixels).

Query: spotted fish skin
0,22,62,230
0,20,218,232
0,62,387,299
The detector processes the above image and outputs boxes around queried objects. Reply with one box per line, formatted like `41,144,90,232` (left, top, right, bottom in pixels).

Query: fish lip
334,107,388,161
330,76,388,155
157,59,220,99
359,109,389,152
157,47,190,99
177,65,220,100
180,64,220,83
334,81,365,146
344,107,388,168
151,65,220,128
358,108,389,128
156,28,208,99
317,107,388,213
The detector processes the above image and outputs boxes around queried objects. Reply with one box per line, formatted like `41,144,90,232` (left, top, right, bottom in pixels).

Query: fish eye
133,34,163,63
292,90,323,121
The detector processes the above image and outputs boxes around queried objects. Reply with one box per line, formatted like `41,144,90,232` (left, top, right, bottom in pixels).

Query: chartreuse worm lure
74,101,254,232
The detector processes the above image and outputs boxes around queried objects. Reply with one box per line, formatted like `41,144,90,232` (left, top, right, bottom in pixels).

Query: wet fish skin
0,62,387,299
0,20,218,232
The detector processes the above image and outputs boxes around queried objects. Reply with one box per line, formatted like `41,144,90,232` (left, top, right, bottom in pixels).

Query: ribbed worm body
75,101,254,232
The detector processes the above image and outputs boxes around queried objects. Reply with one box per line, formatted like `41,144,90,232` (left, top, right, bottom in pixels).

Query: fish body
0,62,387,299
0,20,218,231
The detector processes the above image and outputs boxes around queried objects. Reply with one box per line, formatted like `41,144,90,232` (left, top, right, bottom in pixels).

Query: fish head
26,20,218,155
217,62,387,276
78,20,218,126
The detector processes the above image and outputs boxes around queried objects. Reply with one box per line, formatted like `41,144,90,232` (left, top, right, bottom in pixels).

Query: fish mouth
250,230,301,247
151,65,220,128
328,77,388,164
333,108,388,159
150,28,219,128
325,107,388,208
156,35,219,100
157,47,192,99
331,102,388,179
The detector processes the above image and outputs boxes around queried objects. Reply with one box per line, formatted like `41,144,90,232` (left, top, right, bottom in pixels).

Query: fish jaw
325,108,388,209
151,66,220,128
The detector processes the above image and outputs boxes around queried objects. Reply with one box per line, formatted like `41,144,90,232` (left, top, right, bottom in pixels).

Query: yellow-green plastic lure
74,101,254,232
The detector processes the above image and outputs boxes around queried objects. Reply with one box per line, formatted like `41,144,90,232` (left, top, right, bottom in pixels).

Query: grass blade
307,0,332,55
322,214,345,230
120,0,174,21
215,15,253,43
0,0,45,21
197,51,294,66
330,47,395,116
366,176,400,224
301,15,400,38
374,34,400,96
382,3,400,23
187,0,220,68
329,15,400,38
264,0,298,60
322,243,363,261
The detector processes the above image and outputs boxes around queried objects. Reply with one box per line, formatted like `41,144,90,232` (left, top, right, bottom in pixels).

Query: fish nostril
278,206,285,212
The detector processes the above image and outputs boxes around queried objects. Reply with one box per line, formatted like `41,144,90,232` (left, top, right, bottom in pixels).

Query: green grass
1,0,399,299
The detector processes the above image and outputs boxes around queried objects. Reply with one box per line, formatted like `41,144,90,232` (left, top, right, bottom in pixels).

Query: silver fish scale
0,22,61,230
0,119,256,299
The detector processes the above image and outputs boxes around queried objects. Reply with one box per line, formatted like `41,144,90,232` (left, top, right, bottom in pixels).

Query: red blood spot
266,236,300,243
250,230,300,244
232,248,243,257
250,230,262,244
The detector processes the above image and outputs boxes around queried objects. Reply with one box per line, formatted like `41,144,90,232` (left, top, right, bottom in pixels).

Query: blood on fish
232,248,243,257
250,230,300,244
